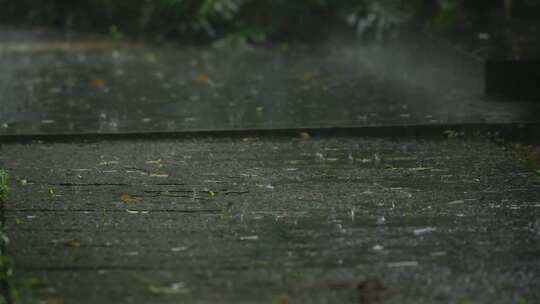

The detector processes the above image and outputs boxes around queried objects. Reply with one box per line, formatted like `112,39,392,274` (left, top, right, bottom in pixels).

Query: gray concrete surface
1,136,539,303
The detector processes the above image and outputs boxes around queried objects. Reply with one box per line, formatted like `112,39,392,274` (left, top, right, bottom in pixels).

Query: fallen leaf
120,193,138,203
194,74,210,83
279,294,290,304
303,72,317,81
65,239,80,248
299,132,311,139
89,79,106,88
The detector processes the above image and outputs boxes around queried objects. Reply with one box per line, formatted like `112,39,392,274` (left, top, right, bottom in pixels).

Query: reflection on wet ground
1,29,539,135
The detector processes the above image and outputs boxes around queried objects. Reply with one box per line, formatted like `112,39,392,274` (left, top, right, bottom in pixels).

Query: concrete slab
1,137,540,303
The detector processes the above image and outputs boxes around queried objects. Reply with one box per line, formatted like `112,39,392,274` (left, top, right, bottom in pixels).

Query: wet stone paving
1,137,540,303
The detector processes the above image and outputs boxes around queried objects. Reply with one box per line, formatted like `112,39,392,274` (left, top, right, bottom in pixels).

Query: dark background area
1,0,539,59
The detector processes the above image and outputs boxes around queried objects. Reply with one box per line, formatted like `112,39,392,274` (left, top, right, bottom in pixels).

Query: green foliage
0,170,8,200
0,230,18,304
0,170,11,301
146,0,339,41
0,254,14,281
0,0,466,42
429,0,462,32
156,0,243,36
345,0,425,39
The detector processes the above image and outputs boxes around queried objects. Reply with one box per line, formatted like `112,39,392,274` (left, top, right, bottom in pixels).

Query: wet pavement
1,28,540,304
1,137,540,303
1,29,540,136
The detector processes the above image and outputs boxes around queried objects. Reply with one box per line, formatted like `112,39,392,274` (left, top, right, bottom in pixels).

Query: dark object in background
485,60,540,101
357,278,391,304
